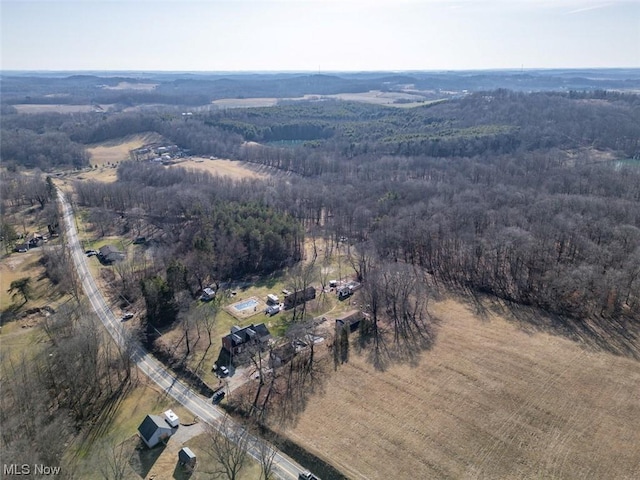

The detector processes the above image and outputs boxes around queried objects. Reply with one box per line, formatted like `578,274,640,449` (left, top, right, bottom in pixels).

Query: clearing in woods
283,297,640,480
86,133,164,167
80,133,267,182
181,157,267,180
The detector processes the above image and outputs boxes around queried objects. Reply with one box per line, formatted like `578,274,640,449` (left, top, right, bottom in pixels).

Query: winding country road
57,188,306,480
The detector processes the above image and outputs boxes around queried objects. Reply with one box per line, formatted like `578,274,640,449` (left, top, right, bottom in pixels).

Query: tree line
4,88,639,354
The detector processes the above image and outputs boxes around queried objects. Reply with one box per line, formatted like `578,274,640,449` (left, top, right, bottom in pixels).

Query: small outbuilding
335,310,364,333
337,286,352,300
178,447,197,468
284,286,316,309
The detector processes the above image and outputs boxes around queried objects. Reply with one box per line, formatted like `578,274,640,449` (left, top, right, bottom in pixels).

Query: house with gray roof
221,323,271,356
98,245,125,264
138,414,175,448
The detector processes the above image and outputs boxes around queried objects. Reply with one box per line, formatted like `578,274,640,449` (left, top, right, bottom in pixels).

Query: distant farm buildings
131,143,187,164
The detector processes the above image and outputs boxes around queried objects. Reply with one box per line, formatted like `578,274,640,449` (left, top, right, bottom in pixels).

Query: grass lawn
180,157,268,180
184,432,262,480
178,240,361,387
1,246,70,332
70,378,216,480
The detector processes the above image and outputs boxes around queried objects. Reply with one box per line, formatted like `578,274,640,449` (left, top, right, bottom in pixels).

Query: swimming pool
233,298,259,311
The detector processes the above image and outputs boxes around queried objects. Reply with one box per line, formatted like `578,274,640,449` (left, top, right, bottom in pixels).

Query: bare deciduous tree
97,438,131,480
253,434,277,480
202,416,250,480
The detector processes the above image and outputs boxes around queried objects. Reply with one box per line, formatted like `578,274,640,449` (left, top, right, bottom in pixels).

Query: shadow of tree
353,316,440,372
461,290,640,360
0,304,21,325
129,441,166,478
172,462,195,480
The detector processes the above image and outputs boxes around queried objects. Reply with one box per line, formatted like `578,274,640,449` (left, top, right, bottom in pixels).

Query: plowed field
284,298,640,479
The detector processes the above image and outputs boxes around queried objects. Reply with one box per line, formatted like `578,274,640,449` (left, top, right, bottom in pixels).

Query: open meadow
209,91,439,108
86,132,165,167
181,157,268,180
12,104,113,114
282,297,640,480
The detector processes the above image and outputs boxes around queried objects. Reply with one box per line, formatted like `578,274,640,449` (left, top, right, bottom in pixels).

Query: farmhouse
221,323,271,355
137,414,175,448
284,286,316,309
98,245,124,264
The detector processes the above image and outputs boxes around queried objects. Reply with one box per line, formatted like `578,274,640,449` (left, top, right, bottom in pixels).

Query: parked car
212,390,225,404
85,250,98,256
121,312,134,321
219,366,229,377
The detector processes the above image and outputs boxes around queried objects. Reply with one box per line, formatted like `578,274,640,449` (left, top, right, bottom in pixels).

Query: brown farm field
86,132,165,167
180,157,268,180
210,92,442,108
283,297,640,480
12,104,113,114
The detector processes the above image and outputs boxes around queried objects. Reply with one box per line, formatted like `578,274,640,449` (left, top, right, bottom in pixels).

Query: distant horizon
2,1,638,72
3,67,640,75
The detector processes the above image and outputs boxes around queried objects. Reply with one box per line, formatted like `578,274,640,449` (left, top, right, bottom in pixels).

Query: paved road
57,189,305,480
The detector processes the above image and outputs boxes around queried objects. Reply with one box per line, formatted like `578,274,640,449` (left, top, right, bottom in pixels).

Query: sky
1,0,638,71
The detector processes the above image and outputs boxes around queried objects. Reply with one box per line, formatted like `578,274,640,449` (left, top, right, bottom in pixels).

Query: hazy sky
1,0,638,71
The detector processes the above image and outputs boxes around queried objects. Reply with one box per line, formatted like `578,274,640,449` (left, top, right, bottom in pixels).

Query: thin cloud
567,3,613,14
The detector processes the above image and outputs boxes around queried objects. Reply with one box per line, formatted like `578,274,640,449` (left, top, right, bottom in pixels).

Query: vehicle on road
58,188,306,480
299,472,320,480
212,390,225,404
